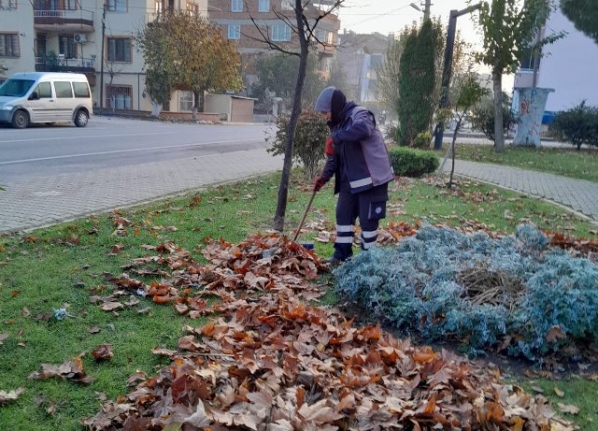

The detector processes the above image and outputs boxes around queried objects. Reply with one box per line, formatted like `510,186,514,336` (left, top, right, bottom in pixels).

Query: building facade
335,31,390,105
0,0,211,113
513,8,598,113
207,0,340,88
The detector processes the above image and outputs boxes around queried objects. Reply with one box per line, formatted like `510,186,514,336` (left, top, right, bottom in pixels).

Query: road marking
0,131,176,144
0,140,263,165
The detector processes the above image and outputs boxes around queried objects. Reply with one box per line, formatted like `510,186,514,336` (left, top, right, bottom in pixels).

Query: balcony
34,8,94,32
35,55,97,86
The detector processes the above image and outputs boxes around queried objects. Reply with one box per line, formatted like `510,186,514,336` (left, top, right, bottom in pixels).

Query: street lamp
433,3,483,150
409,2,422,12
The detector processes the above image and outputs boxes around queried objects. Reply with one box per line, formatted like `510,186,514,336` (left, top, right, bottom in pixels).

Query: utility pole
99,4,106,115
423,0,432,19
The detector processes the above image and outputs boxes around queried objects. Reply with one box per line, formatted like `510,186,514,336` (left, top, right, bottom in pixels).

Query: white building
514,8,598,113
0,0,208,113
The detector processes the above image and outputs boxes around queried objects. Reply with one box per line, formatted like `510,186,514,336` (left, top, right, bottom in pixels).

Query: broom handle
292,189,317,243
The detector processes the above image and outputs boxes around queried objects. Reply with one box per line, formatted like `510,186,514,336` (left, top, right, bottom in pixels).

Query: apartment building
207,0,340,88
0,0,208,113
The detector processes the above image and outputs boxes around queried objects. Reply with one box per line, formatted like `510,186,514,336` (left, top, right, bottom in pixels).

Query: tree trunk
151,102,162,117
273,2,309,232
492,70,505,153
448,117,461,189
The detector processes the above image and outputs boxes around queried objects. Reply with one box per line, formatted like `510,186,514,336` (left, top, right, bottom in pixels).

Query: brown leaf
0,387,25,404
0,333,9,345
557,403,580,415
183,399,212,427
545,325,567,343
92,344,114,361
100,302,124,311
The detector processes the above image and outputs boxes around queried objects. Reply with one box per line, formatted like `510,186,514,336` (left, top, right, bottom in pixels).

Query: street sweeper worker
313,86,395,265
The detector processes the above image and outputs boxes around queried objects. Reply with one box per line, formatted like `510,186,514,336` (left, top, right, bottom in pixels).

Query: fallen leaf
557,403,580,415
0,387,25,404
101,302,124,312
554,387,565,397
92,344,114,361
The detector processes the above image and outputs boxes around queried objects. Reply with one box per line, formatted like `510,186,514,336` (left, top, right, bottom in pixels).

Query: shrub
413,131,432,149
549,101,598,150
470,93,516,141
333,225,598,361
388,146,439,177
266,110,328,179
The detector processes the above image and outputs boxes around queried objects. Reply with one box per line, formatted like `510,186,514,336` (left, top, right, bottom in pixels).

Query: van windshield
0,79,35,97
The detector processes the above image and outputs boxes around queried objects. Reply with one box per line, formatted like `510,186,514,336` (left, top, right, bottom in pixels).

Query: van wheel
74,110,89,127
12,110,29,129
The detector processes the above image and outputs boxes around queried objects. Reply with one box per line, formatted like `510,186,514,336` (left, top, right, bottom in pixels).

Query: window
187,2,199,15
281,0,293,10
34,82,52,98
2,0,18,9
258,0,269,12
106,0,126,12
0,33,20,57
519,47,541,71
106,85,132,109
59,35,76,59
231,0,242,12
107,38,132,62
271,24,291,41
155,0,162,14
180,91,194,111
73,82,90,98
54,81,74,98
228,25,240,40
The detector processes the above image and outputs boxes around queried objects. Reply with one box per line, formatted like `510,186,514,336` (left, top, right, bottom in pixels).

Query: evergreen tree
560,0,598,45
398,20,440,146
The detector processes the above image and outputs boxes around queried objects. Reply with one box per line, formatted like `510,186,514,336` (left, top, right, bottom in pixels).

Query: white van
0,72,92,129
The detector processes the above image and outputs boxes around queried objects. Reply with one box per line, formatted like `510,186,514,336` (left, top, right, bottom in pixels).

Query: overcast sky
338,0,481,46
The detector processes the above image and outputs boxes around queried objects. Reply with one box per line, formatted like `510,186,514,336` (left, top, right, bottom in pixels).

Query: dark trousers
333,183,388,261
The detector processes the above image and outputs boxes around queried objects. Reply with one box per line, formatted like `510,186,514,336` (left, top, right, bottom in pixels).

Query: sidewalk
439,160,598,222
0,148,284,233
0,152,596,234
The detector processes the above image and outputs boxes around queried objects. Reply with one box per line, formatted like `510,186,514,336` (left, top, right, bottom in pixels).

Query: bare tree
247,0,345,232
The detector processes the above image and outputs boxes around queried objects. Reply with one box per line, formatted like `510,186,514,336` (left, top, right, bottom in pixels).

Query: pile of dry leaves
81,232,576,430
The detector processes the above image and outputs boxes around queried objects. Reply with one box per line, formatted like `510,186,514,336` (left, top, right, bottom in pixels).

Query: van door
52,80,76,122
27,81,56,123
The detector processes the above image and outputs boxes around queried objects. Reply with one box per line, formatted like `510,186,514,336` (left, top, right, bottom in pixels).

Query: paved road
0,116,271,182
0,120,596,233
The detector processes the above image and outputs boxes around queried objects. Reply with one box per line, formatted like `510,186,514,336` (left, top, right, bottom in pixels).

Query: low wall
159,112,221,122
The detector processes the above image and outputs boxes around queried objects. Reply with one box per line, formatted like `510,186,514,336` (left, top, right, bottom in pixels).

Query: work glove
325,136,335,156
313,175,327,192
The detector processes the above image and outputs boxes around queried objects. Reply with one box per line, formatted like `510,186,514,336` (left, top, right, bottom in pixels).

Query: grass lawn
1,167,597,430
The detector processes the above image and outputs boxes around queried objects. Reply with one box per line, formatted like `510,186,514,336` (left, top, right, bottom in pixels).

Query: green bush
549,101,598,150
388,146,439,177
413,130,432,149
266,110,328,179
470,93,516,141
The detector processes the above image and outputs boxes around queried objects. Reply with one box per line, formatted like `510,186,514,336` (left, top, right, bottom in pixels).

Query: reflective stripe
362,230,378,239
350,177,373,189
336,225,354,233
362,241,375,249
335,236,354,244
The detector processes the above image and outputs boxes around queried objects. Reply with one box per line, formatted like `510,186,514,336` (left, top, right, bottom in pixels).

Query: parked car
0,72,92,129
